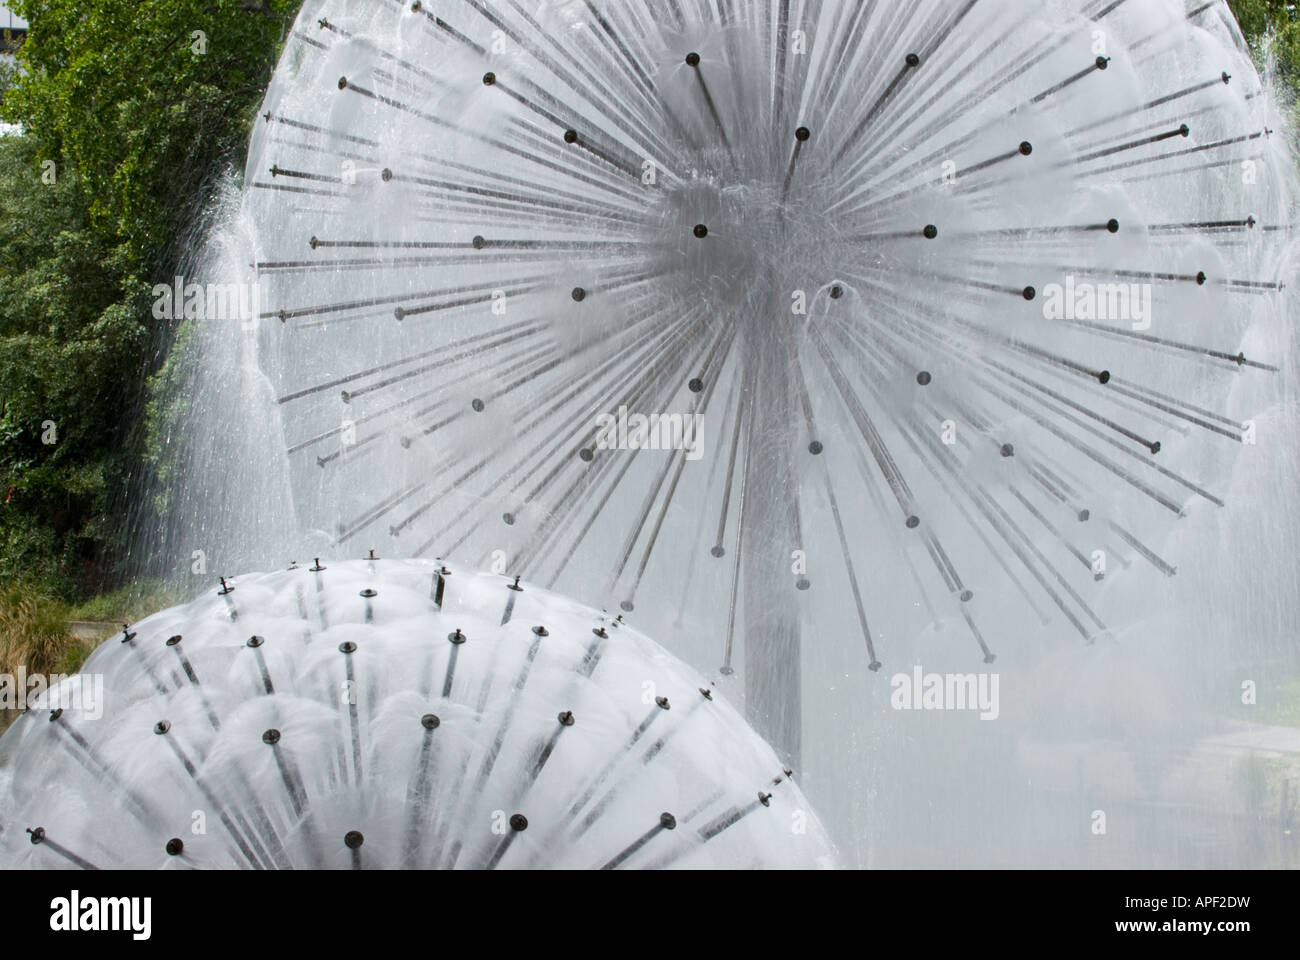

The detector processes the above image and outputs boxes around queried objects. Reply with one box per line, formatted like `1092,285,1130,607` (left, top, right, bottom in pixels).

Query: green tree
0,132,148,589
0,0,297,595
1229,0,1300,112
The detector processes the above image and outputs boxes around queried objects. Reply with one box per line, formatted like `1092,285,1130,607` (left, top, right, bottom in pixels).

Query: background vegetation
0,0,298,602
1231,0,1300,99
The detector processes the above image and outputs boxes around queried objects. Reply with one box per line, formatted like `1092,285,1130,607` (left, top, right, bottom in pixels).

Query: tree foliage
1228,0,1300,117
0,0,296,595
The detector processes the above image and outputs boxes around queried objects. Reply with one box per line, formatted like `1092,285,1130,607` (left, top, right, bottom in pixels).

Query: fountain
0,558,835,868
3,0,1297,868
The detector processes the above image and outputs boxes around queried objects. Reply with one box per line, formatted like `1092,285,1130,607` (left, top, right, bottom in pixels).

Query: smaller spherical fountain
0,559,836,869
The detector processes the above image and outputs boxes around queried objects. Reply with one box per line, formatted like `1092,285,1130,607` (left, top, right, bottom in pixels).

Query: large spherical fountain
163,0,1298,771
0,559,835,869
